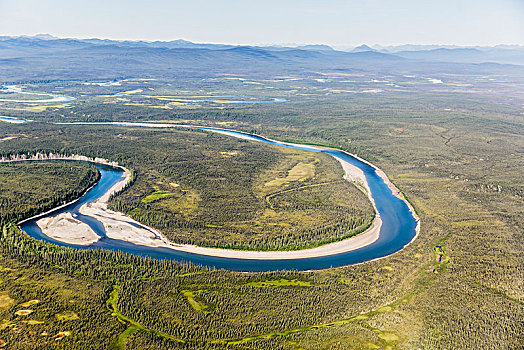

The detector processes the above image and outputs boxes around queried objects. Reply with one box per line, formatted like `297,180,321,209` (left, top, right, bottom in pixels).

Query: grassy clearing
19,299,39,308
0,320,13,331
264,160,316,187
220,150,240,157
55,311,79,321
181,290,211,314
151,188,199,217
20,320,44,325
141,190,178,204
1,104,71,112
115,89,143,96
0,293,13,310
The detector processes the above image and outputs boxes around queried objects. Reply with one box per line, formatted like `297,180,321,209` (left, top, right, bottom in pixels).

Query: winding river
16,123,418,272
167,97,288,104
0,85,75,103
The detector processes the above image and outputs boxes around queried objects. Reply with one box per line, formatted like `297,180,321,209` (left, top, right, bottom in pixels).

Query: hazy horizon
3,33,524,50
1,0,522,47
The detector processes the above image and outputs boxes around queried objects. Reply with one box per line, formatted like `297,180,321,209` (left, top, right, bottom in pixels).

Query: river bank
14,123,419,270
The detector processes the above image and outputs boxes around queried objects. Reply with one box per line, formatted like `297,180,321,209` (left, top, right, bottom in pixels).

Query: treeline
0,222,410,348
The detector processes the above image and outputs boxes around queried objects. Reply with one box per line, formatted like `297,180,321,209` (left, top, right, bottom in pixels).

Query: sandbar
37,212,99,245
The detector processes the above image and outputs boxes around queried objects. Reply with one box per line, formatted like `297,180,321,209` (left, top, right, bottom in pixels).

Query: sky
0,0,523,47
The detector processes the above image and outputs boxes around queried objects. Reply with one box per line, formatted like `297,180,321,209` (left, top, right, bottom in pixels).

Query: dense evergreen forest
0,161,99,227
0,67,522,349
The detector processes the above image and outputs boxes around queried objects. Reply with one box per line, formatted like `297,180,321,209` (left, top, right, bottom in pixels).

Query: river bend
17,123,419,271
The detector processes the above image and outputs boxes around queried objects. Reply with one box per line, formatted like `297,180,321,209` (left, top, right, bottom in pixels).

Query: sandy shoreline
166,217,381,259
12,124,419,261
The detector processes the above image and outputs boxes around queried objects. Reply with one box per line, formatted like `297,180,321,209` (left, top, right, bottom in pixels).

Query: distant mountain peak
352,44,375,52
295,44,334,51
33,34,58,40
169,39,193,44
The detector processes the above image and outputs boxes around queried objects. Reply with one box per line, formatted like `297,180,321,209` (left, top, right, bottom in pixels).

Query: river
18,124,418,271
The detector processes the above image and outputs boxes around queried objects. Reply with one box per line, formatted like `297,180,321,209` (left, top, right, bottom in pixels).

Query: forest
0,64,522,349
0,161,99,226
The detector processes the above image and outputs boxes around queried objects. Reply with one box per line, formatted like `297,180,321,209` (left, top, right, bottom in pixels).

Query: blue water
110,92,287,103
19,125,417,272
0,116,33,123
173,97,287,104
156,96,287,104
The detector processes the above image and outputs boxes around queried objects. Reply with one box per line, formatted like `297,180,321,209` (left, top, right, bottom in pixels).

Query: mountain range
0,35,522,81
